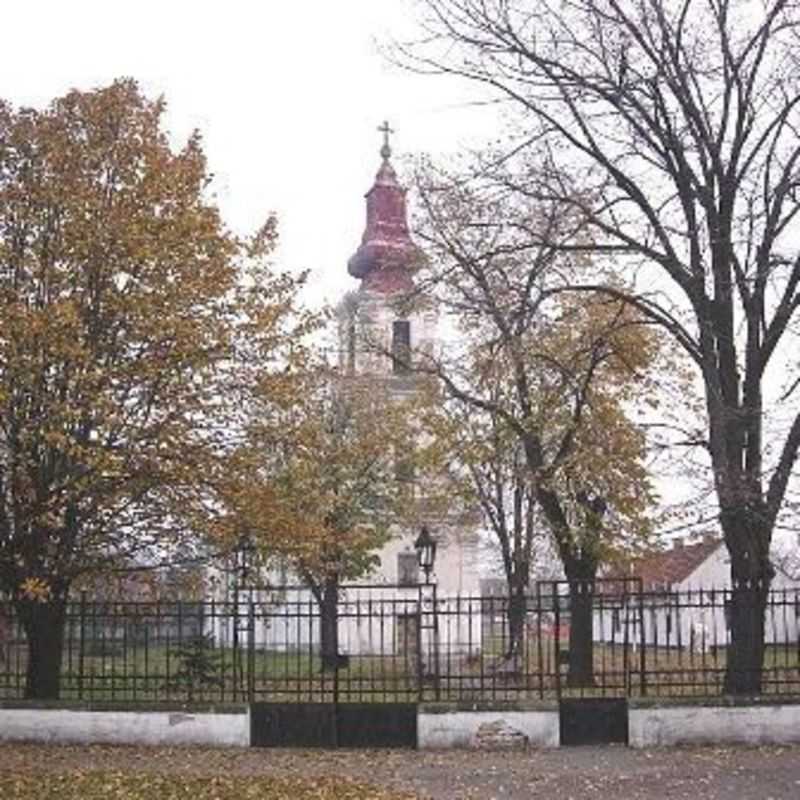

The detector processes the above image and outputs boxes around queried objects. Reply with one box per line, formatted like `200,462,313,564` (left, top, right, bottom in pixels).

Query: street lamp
235,533,256,588
414,525,440,699
414,525,437,584
232,533,256,701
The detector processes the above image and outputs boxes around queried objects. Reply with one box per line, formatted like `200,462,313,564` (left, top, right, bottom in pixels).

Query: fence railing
1,583,798,704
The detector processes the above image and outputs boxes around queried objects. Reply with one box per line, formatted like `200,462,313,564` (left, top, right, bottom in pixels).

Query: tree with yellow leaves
227,356,431,670
0,80,308,698
414,161,669,683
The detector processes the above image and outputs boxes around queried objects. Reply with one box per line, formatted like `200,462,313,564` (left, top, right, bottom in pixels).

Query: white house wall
593,545,800,650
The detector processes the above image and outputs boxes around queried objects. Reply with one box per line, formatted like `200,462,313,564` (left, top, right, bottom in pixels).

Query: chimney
673,537,684,550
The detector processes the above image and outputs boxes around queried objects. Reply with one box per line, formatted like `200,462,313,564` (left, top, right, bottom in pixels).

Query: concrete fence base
629,700,800,748
1,699,799,749
0,707,250,748
418,704,560,749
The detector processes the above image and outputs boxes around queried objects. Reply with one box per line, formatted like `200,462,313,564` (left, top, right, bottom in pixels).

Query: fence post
416,583,424,703
553,583,562,699
621,582,630,696
433,582,440,702
535,583,544,699
638,583,647,696
78,592,86,701
247,601,256,704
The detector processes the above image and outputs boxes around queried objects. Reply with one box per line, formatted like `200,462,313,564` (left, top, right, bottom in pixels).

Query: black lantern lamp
414,525,437,584
235,533,256,586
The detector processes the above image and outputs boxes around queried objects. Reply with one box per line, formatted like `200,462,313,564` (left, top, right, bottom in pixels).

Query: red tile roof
630,539,722,589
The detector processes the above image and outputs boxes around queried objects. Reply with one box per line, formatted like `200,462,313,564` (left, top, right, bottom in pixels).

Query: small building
594,537,800,651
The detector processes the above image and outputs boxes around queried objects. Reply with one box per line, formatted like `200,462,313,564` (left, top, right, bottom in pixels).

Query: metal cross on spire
378,120,394,161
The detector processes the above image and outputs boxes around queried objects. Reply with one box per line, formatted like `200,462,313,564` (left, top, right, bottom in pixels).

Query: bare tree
403,0,800,695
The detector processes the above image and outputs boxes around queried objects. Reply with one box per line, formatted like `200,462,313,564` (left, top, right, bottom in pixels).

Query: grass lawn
0,771,414,799
1,637,797,703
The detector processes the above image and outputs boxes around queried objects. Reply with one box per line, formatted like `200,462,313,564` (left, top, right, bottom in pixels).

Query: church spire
347,122,421,294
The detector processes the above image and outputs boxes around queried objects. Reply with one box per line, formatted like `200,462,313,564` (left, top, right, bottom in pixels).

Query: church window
397,551,418,586
394,440,416,485
392,320,411,374
612,608,621,635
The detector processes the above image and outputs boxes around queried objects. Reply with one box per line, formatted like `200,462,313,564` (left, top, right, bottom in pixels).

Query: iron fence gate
250,702,417,748
1,580,799,707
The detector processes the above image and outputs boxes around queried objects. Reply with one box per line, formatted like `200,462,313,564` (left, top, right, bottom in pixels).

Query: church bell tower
340,123,436,383
337,123,479,595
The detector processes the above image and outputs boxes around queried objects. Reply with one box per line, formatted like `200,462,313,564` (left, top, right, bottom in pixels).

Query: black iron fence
0,582,798,704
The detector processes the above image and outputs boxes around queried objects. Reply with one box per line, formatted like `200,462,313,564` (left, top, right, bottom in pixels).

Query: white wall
418,707,559,749
0,708,250,747
629,702,800,747
593,546,800,649
216,585,482,659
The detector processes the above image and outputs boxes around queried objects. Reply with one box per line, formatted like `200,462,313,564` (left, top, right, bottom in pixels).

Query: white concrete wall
0,708,250,747
5,702,800,749
629,703,800,747
418,708,559,749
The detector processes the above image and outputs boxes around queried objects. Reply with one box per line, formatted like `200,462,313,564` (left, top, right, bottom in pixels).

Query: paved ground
1,742,800,798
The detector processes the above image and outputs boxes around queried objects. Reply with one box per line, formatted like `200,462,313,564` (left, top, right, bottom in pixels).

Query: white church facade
335,124,481,599
212,128,482,660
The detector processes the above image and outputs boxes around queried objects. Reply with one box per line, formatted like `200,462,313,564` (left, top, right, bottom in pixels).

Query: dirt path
1,742,799,798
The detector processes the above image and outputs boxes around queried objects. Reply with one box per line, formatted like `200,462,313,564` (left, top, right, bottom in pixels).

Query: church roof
347,122,422,294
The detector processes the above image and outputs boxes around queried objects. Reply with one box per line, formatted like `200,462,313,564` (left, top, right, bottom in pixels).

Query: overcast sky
0,1,496,308
10,2,793,542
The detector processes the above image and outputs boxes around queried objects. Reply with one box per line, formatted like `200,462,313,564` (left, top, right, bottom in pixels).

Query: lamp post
232,533,255,701
414,525,440,698
414,525,437,584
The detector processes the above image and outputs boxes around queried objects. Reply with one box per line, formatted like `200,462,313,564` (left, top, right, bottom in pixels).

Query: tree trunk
536,485,601,689
724,578,768,695
506,585,527,660
566,579,595,688
319,580,342,672
719,505,773,695
17,598,67,700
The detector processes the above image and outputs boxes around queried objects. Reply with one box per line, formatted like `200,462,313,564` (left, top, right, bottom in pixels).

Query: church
337,123,480,597
211,127,482,661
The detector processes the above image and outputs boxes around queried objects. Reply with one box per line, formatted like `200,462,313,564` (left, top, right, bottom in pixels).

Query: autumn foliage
412,160,667,677
0,80,307,697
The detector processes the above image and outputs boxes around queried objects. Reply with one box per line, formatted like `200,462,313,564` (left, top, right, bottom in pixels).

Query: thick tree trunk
566,579,595,688
17,598,67,700
536,485,601,689
319,580,343,672
718,505,773,695
724,578,768,695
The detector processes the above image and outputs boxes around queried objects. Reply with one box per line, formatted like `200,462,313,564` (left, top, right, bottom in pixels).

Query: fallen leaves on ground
2,743,800,799
0,771,416,799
